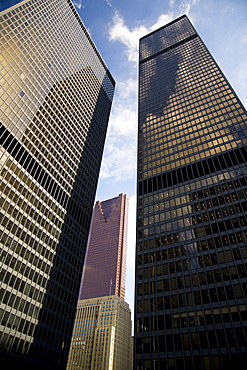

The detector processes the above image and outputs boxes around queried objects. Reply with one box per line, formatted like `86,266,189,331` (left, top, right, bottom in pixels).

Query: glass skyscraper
79,194,129,300
135,15,247,370
0,0,115,368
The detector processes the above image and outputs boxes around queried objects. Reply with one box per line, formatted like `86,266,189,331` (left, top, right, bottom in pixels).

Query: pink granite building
79,193,129,300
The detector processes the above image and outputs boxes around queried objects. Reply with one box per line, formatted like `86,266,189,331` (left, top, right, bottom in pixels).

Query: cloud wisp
72,0,84,10
179,0,201,15
105,0,113,7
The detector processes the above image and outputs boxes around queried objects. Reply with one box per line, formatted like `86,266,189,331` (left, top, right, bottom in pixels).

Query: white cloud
179,0,201,15
105,0,113,7
99,131,137,181
72,0,83,10
109,78,137,134
109,106,136,136
150,13,174,31
108,12,148,63
117,78,137,101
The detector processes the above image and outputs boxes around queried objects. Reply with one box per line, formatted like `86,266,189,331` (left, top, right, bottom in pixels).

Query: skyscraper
135,15,247,370
79,194,129,300
67,194,132,369
0,0,115,368
66,295,132,370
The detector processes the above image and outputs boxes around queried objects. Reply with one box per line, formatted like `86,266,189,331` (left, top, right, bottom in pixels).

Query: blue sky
1,0,247,327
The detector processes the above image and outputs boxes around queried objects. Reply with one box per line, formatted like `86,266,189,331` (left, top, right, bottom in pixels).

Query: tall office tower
79,194,128,300
0,0,115,368
66,295,132,370
67,194,131,368
135,15,247,370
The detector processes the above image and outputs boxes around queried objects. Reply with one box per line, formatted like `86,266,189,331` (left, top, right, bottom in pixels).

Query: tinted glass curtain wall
0,0,115,368
135,15,247,370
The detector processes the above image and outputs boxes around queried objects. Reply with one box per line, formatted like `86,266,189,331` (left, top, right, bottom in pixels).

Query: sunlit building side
135,15,247,370
0,0,115,368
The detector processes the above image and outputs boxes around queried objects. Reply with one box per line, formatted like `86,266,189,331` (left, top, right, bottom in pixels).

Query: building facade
0,0,115,368
79,194,128,300
67,295,132,370
135,15,247,370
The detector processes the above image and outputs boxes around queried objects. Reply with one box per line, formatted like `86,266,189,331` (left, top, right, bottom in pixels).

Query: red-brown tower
79,194,128,300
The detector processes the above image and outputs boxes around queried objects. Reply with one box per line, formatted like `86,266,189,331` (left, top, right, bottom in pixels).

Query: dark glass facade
0,0,115,368
135,15,247,370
